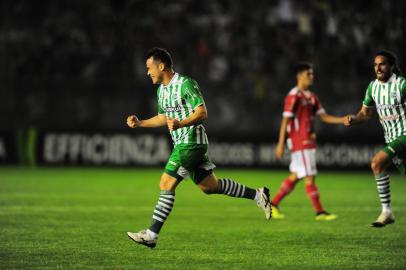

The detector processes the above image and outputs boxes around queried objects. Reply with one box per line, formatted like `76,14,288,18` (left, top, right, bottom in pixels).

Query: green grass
1,167,406,270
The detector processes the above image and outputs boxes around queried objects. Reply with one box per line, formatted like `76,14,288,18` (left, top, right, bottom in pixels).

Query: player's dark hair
375,50,402,76
146,47,173,70
294,62,313,75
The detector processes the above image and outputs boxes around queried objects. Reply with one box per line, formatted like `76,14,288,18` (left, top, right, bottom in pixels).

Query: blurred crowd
1,0,405,141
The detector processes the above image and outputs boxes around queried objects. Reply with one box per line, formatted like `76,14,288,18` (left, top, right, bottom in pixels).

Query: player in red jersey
272,63,346,220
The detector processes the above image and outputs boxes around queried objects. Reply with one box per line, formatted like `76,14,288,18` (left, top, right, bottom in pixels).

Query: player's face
146,57,164,84
298,69,314,87
374,55,393,82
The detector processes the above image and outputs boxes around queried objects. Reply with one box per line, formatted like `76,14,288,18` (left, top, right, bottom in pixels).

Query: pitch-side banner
37,132,382,168
0,131,18,164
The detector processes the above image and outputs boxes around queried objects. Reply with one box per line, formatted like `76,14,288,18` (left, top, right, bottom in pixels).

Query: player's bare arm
275,116,289,159
167,104,208,131
344,105,372,126
126,114,167,128
318,113,346,125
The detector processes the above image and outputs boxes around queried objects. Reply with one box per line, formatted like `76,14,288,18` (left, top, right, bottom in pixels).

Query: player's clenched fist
167,117,180,131
343,115,354,126
127,115,140,128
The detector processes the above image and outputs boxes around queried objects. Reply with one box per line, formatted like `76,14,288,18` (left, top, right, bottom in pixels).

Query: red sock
271,178,296,206
305,183,324,213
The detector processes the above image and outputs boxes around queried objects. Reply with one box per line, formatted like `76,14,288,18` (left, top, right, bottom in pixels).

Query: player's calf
214,178,272,220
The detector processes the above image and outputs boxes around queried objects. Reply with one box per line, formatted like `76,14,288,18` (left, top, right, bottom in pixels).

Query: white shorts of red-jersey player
289,148,317,179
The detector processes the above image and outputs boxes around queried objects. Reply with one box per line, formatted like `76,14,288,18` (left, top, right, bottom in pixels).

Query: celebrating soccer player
126,47,272,248
344,50,405,228
271,62,346,221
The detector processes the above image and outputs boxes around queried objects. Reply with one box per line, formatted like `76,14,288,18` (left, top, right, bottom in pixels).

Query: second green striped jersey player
126,47,272,249
344,50,405,228
363,73,406,143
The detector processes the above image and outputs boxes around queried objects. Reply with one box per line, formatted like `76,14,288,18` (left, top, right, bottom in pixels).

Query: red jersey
283,87,325,151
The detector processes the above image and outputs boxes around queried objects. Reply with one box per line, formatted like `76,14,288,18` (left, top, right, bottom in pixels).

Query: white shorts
289,148,317,179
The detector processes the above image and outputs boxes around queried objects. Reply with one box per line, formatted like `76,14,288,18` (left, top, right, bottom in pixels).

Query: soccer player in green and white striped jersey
126,47,272,248
344,50,406,228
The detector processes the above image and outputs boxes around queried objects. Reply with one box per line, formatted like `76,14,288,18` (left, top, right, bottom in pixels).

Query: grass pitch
1,167,406,270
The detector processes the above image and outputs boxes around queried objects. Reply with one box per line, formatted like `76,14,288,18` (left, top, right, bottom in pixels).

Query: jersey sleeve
399,77,406,98
313,95,326,115
181,79,205,109
157,87,164,114
283,94,297,117
362,82,375,107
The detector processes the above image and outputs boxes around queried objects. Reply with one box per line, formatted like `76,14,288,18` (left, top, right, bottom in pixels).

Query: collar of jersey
295,87,311,98
162,72,178,88
376,73,396,85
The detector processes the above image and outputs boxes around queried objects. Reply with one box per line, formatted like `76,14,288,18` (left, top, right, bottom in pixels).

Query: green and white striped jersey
157,73,209,145
363,74,406,143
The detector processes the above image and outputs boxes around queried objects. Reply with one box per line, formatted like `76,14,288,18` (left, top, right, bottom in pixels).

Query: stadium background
0,0,405,168
2,1,406,270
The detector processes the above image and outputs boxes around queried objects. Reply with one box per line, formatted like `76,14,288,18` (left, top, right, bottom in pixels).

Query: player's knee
160,182,171,190
287,174,299,182
304,179,314,185
370,157,383,174
159,174,178,191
